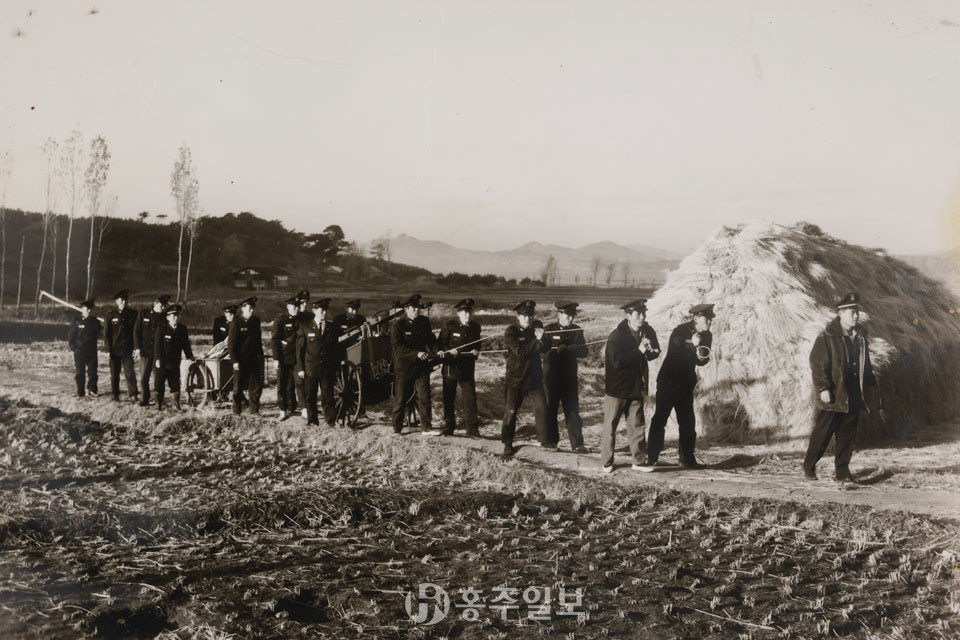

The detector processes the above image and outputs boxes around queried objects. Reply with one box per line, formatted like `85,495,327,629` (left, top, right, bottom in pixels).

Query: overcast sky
2,0,960,254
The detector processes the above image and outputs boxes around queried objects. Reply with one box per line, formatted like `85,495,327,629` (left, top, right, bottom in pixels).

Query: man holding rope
437,298,482,437
501,300,548,457
542,301,589,452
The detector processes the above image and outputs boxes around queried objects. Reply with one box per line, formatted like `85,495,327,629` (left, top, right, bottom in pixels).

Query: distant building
232,266,291,290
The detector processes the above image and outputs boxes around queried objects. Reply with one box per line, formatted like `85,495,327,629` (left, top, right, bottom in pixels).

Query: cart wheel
405,390,420,428
186,362,213,407
334,362,363,428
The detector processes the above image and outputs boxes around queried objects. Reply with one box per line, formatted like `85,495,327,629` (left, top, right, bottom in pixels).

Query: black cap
80,299,95,309
284,296,300,307
689,303,716,318
514,300,536,315
164,303,183,315
297,289,310,301
223,304,238,314
555,300,579,315
113,289,129,300
454,298,475,311
530,318,544,330
312,298,332,310
345,299,361,309
401,294,424,309
241,296,257,308
155,294,171,306
836,292,860,310
621,299,647,313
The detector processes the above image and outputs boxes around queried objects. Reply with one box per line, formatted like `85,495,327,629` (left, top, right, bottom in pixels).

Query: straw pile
646,221,960,443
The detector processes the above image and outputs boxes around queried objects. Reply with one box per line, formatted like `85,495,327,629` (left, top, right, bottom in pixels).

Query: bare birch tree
590,255,602,286
36,138,61,315
60,129,85,301
184,209,201,302
620,261,632,287
84,136,111,298
170,143,199,300
89,194,116,294
0,150,12,310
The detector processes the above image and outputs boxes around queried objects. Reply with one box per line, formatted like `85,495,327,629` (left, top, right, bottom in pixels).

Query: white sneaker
601,465,613,474
301,409,308,419
421,430,442,437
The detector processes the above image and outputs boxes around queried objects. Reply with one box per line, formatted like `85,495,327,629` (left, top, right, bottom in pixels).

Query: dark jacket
154,323,194,369
543,322,589,387
333,312,367,335
103,306,138,356
504,323,546,391
438,318,482,382
656,321,711,390
390,315,438,376
296,318,338,379
228,315,264,364
212,316,230,345
68,315,102,354
810,317,876,413
604,319,661,399
134,309,163,357
272,312,301,365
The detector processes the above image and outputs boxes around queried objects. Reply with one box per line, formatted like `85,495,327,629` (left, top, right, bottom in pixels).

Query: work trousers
442,376,479,434
138,354,155,402
600,395,646,468
276,361,298,412
305,374,336,426
155,365,180,403
109,352,137,399
647,383,697,464
803,408,860,474
232,360,263,414
73,351,98,396
392,369,431,432
544,377,583,448
501,384,547,445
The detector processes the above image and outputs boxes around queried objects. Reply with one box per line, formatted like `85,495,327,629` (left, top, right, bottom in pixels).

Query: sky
2,0,960,255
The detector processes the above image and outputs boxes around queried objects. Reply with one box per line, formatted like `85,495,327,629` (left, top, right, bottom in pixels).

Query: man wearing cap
153,304,195,410
390,294,439,434
601,299,661,472
297,298,338,426
273,297,302,420
212,304,236,345
228,296,265,415
134,294,169,406
803,293,877,482
645,304,715,469
67,300,102,398
437,298,482,437
103,289,139,402
501,300,548,456
294,290,312,416
542,301,589,452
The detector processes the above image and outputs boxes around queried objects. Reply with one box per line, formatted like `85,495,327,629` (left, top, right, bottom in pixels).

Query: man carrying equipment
68,299,101,397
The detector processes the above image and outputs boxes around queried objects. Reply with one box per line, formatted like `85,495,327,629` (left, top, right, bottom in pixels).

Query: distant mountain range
377,234,685,284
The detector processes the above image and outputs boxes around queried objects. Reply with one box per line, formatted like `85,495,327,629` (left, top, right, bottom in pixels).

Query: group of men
67,287,875,481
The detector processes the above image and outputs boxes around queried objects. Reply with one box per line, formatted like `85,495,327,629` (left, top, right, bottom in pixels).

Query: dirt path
3,342,959,521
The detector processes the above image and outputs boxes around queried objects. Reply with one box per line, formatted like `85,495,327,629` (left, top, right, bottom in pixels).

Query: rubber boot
174,393,182,410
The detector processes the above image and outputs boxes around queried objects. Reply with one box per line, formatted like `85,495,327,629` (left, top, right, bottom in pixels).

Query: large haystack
646,221,960,443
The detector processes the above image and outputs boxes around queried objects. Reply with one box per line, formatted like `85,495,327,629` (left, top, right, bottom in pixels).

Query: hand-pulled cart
333,306,421,428
184,340,237,407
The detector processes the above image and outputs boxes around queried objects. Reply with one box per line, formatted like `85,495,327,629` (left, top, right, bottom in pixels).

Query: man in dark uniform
296,297,338,426
646,303,715,469
103,289,139,402
390,294,439,435
294,290,311,417
501,300,548,457
604,299,661,473
228,296,264,415
272,296,301,420
437,298,482,437
212,304,236,345
153,304,194,410
134,294,169,406
542,301,589,452
803,293,877,482
333,299,366,336
67,299,101,397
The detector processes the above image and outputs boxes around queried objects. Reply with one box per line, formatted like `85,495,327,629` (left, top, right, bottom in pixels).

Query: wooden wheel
334,362,363,428
186,361,214,407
